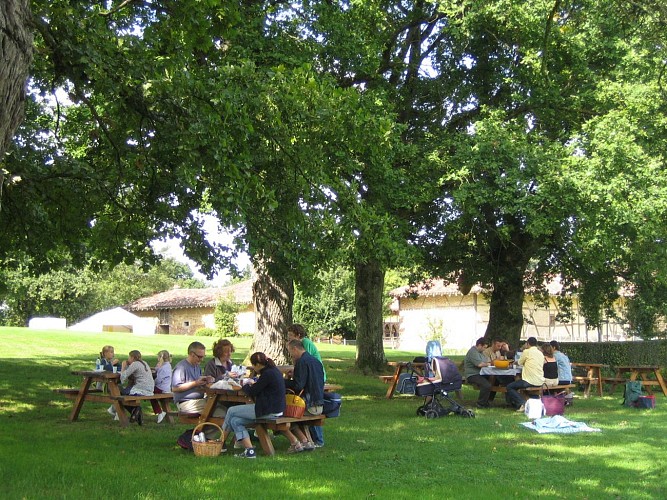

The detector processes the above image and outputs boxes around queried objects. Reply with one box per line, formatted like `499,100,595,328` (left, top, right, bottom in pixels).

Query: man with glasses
172,341,226,418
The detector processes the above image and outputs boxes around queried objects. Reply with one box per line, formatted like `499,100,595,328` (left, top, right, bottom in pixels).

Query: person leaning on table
506,337,545,412
464,337,495,409
220,351,289,459
171,341,226,420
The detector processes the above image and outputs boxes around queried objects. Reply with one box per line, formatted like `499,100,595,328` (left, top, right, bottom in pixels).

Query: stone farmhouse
125,280,255,335
386,278,632,353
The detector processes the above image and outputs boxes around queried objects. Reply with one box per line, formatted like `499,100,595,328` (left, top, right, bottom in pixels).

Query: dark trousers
467,375,493,405
506,380,537,409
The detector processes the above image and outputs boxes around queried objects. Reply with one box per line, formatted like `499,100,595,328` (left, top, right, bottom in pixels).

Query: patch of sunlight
571,477,601,488
0,400,36,412
255,470,289,479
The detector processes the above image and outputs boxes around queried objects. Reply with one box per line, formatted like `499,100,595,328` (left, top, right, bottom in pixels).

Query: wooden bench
602,377,628,394
466,383,576,400
53,388,110,404
176,412,225,426
109,393,176,424
378,375,393,384
250,414,326,456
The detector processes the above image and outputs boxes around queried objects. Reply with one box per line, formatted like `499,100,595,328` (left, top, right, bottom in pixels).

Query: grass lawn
0,327,665,499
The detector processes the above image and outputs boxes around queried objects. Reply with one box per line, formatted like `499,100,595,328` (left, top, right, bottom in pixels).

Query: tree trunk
484,270,525,349
355,260,385,372
0,0,32,158
250,262,293,366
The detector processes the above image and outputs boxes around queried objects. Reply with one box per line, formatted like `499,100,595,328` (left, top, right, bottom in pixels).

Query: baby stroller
415,357,475,419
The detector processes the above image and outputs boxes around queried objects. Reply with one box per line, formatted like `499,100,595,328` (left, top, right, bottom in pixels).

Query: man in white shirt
506,337,545,411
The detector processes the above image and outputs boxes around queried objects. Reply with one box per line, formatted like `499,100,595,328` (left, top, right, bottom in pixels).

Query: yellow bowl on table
493,359,511,369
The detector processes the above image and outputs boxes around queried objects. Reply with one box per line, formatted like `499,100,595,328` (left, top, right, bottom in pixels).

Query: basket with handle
285,389,306,418
191,422,223,457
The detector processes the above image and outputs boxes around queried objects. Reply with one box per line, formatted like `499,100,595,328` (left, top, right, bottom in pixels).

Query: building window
183,321,190,327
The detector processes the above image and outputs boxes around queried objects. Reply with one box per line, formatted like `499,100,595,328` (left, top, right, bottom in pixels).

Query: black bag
177,428,195,451
323,392,342,418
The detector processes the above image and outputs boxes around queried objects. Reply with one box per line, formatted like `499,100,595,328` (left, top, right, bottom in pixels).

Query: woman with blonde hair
153,350,172,423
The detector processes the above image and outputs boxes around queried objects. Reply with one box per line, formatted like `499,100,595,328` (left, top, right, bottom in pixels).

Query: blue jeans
310,425,324,446
221,404,257,441
506,380,537,409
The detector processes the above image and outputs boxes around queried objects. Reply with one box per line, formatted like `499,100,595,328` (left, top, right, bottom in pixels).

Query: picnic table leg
199,395,219,423
583,368,592,398
253,424,275,456
654,370,667,397
69,377,93,422
385,364,403,399
595,367,603,397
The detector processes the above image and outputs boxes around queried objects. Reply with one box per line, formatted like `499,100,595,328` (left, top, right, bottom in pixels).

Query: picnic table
381,361,426,399
571,362,607,397
55,370,174,427
606,365,667,397
188,383,337,456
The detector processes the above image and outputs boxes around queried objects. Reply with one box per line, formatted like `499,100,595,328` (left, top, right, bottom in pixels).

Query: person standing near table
287,324,326,447
550,341,573,385
464,337,494,408
171,341,225,419
506,337,545,411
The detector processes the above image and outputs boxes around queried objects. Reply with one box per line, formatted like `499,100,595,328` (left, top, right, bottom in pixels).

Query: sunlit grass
1,327,666,499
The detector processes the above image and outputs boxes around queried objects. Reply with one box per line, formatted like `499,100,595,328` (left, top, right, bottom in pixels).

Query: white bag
524,398,545,419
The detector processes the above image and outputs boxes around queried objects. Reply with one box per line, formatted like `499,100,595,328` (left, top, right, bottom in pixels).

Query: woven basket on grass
192,422,223,457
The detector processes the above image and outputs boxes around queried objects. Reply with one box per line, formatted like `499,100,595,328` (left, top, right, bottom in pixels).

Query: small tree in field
214,294,239,337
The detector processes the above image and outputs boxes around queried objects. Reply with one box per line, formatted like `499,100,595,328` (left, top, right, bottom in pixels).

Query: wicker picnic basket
191,422,224,457
285,389,306,418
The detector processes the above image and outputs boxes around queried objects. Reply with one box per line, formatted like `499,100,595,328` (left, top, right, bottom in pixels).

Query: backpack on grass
177,428,195,451
622,381,643,407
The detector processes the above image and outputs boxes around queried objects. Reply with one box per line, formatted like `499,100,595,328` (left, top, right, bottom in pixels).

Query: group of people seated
104,323,326,458
464,336,572,411
100,345,172,424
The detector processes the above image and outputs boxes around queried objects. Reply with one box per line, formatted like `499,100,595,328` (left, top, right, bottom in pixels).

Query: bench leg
253,424,275,456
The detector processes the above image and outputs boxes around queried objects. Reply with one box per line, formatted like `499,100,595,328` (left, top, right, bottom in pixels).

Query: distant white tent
69,307,155,335
28,317,67,330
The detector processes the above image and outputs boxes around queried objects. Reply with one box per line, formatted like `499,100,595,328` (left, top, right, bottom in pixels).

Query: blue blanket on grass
520,415,601,434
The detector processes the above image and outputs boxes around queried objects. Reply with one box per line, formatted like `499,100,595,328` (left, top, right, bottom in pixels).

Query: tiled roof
389,279,486,298
125,280,254,311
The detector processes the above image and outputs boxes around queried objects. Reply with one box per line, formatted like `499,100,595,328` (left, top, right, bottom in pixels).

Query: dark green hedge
561,341,667,374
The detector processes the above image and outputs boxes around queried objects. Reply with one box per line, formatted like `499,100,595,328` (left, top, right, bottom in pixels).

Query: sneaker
156,412,166,424
287,443,304,454
234,440,243,449
515,405,525,413
235,448,256,459
114,414,119,421
313,443,324,448
107,406,116,416
221,445,228,453
476,402,490,409
302,441,315,451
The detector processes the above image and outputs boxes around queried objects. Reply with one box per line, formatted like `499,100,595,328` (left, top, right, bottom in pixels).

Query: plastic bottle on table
95,358,101,371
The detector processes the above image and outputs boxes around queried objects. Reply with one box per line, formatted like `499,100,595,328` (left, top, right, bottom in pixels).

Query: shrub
214,294,239,337
195,327,217,337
